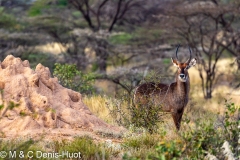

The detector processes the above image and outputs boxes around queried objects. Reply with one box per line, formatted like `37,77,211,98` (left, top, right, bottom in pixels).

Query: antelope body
134,46,197,130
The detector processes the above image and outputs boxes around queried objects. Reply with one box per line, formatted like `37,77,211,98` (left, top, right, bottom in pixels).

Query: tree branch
108,0,123,32
68,0,95,30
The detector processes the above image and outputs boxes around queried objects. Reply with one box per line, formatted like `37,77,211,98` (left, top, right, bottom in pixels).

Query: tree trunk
237,57,240,71
206,91,212,99
204,70,214,99
97,55,108,73
95,39,109,73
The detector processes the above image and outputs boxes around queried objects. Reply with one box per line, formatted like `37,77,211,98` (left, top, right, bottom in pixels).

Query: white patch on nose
179,74,187,82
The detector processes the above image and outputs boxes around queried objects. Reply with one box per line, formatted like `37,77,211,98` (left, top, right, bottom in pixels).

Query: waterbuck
134,45,197,130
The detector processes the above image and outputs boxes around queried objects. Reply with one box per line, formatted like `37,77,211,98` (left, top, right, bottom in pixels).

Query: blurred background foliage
0,0,240,98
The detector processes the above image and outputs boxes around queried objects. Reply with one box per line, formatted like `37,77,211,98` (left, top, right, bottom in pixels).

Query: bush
130,102,163,134
28,0,50,16
0,7,17,30
148,141,182,160
105,92,164,134
28,0,67,17
180,119,222,159
53,63,96,94
218,99,239,156
108,33,133,45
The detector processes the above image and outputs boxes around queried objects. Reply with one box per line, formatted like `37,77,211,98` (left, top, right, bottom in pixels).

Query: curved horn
175,44,180,62
187,46,192,64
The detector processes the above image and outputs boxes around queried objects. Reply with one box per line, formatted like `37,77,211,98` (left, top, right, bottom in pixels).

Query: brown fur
134,57,196,130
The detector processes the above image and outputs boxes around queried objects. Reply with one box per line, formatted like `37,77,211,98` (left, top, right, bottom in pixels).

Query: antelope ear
171,58,178,67
187,58,197,69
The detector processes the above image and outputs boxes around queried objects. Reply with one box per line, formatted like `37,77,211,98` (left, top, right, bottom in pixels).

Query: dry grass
83,94,132,128
83,95,115,124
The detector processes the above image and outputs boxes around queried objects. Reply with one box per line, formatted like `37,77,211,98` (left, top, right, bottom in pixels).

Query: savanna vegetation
0,0,239,159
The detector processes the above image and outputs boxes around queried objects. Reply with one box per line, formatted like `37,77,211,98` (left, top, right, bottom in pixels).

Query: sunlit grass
35,42,67,54
83,94,131,127
83,95,111,123
58,136,111,160
122,131,164,159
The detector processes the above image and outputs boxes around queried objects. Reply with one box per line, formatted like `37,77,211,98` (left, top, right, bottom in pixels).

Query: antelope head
171,45,197,82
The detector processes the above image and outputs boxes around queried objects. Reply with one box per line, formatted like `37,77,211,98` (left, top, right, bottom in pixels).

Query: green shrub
58,0,68,7
219,99,239,155
130,102,163,134
105,92,164,134
180,119,222,159
59,136,110,160
28,0,50,16
28,0,67,17
148,141,182,160
180,99,239,159
108,33,133,45
53,63,96,94
0,7,17,29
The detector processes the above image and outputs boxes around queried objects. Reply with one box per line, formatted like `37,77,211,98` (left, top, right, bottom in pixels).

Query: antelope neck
176,76,190,96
